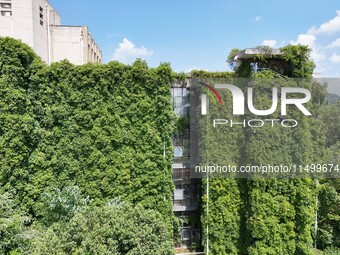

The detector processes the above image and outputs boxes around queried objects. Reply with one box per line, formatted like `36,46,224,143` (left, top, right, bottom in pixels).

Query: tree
227,48,241,71
40,185,89,225
0,191,31,255
320,102,340,147
30,202,173,255
0,37,176,251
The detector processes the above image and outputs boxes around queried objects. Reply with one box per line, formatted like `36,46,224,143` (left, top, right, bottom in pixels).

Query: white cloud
279,40,286,46
310,50,326,63
276,10,340,76
255,16,262,22
330,53,340,63
262,39,277,48
327,38,340,48
308,10,340,35
290,34,316,47
113,38,153,64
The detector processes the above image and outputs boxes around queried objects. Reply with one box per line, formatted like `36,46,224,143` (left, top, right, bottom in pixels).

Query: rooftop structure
0,0,102,65
233,47,288,75
234,48,283,60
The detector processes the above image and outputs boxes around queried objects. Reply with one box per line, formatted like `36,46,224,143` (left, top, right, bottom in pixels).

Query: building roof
51,25,85,28
234,48,283,60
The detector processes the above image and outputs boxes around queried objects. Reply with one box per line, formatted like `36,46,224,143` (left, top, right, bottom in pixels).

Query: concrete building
233,47,287,75
0,0,102,65
233,47,283,66
50,25,102,64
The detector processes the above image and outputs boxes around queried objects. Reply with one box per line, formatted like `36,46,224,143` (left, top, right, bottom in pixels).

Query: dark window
0,0,12,16
39,6,43,26
0,3,11,9
1,10,11,16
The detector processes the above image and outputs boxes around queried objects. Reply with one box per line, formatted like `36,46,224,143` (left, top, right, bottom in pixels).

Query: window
0,0,12,16
1,10,11,16
174,147,183,158
0,3,11,9
174,189,184,200
39,5,43,26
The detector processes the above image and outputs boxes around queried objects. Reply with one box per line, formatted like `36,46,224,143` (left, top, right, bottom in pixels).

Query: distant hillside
327,93,340,104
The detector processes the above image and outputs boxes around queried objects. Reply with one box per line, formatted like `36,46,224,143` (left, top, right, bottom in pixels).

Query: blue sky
49,0,340,77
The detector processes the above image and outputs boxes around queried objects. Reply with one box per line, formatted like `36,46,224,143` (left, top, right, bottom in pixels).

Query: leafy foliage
0,37,339,255
190,70,235,79
320,102,340,147
227,45,316,78
281,45,315,78
0,37,175,253
199,46,334,255
227,48,241,71
41,185,89,225
30,201,173,255
0,191,31,255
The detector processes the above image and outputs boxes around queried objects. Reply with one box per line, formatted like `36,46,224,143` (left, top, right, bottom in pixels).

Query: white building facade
0,0,102,65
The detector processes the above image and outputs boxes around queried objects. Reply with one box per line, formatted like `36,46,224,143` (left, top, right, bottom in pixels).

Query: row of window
39,5,43,26
87,44,102,63
0,1,12,16
0,2,44,23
